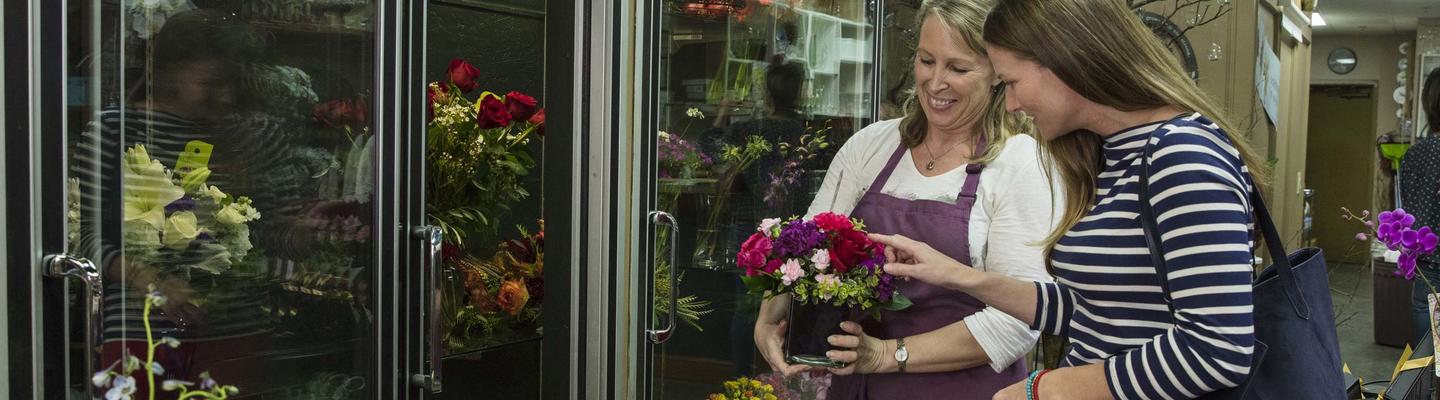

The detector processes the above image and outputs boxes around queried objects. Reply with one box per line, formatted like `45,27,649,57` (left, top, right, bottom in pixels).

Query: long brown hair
899,0,1032,164
983,0,1271,253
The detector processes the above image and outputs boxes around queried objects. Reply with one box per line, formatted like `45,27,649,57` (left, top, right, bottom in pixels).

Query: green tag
174,140,213,173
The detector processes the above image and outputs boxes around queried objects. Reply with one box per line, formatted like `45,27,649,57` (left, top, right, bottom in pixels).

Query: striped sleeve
1104,123,1256,400
1032,281,1077,336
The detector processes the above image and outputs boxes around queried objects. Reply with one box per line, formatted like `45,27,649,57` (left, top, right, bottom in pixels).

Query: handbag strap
1136,128,1312,320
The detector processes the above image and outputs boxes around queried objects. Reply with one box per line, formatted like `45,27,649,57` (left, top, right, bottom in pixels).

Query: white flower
160,337,182,348
810,249,831,271
106,376,136,400
658,131,670,140
203,185,227,200
162,211,200,250
124,356,143,374
216,206,246,226
686,107,705,119
92,371,113,388
757,218,781,234
780,259,806,286
149,362,165,375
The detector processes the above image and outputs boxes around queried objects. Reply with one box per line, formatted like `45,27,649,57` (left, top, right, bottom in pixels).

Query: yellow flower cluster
707,377,778,400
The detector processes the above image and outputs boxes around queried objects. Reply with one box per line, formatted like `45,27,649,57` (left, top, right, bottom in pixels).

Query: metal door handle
43,254,101,390
647,211,678,344
410,226,443,393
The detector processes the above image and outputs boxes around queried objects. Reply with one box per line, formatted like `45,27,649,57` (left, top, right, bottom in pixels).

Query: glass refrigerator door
35,0,415,398
644,0,879,398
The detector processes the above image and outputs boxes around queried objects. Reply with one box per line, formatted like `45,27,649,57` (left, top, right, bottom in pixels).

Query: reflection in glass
68,2,376,398
654,0,874,397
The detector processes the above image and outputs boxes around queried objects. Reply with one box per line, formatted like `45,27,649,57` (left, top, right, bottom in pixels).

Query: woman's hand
824,321,889,375
868,233,983,291
754,319,811,377
992,379,1028,400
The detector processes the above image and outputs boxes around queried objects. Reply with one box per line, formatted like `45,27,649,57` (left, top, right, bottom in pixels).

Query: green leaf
741,275,774,294
880,292,913,311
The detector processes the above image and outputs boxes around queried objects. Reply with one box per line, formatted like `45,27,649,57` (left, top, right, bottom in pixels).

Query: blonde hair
899,0,1032,164
982,0,1271,253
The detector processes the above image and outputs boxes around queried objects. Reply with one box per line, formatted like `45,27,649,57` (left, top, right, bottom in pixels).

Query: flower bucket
784,297,849,368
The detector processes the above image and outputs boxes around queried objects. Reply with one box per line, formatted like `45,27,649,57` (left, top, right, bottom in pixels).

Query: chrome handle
647,211,679,344
410,226,443,393
43,254,102,390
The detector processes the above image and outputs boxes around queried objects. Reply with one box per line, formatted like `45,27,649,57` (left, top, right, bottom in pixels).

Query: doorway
1305,84,1378,265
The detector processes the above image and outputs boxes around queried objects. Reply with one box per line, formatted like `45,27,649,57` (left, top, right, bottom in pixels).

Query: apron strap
866,142,910,194
957,134,989,200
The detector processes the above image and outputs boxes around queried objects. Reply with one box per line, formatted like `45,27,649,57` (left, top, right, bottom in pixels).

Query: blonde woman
751,0,1061,398
873,0,1281,399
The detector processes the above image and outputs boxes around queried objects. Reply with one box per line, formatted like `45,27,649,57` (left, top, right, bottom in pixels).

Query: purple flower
774,221,825,258
1403,228,1421,248
876,273,895,303
1399,251,1420,280
165,197,196,213
1420,226,1439,253
1355,233,1369,242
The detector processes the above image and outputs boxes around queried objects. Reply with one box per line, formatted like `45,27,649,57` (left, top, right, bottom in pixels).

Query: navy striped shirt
1033,113,1257,400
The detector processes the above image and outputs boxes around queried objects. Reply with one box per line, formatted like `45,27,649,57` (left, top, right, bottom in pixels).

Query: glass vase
783,297,849,368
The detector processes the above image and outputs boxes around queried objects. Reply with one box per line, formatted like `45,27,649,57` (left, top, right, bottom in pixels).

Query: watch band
896,337,908,373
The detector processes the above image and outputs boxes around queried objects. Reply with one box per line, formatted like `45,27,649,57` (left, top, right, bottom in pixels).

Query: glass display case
646,0,886,398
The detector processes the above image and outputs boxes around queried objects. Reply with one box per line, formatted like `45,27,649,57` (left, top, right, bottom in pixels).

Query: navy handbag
1137,138,1346,399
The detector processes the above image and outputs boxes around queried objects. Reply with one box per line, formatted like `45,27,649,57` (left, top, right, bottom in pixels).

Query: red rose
476,93,512,129
737,250,766,275
505,91,540,121
527,108,546,136
828,229,872,274
764,258,782,274
447,58,481,93
741,232,773,255
812,212,854,232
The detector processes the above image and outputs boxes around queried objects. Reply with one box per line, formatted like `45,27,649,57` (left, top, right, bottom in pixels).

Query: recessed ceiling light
1311,12,1328,26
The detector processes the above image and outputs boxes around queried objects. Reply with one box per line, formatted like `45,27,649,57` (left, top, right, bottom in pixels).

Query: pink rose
741,232,773,256
737,250,766,275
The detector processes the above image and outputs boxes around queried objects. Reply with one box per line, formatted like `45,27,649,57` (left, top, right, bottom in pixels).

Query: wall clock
1328,47,1357,75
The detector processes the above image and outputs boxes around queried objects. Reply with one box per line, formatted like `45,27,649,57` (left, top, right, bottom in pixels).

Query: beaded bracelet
1031,369,1053,400
1024,370,1041,400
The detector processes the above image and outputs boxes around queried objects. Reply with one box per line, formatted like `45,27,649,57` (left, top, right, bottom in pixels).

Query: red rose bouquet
738,212,910,312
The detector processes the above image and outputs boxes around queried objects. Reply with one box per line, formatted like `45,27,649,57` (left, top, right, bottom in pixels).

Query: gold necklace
923,134,973,171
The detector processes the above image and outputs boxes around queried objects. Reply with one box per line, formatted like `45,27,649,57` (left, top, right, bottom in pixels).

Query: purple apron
827,136,1027,399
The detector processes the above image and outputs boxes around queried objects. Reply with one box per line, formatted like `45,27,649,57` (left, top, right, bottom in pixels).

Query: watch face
895,347,909,362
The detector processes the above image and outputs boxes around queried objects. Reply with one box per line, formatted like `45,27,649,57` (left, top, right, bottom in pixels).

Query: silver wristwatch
895,337,909,373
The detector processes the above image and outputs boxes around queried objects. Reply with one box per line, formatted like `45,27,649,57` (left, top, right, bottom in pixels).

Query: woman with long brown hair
872,0,1275,398
751,0,1061,398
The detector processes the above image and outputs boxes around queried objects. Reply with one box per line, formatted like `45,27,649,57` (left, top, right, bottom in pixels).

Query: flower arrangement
426,58,545,247
442,221,545,350
247,64,319,119
707,376,779,400
738,212,910,312
92,287,240,400
658,131,714,179
121,144,261,276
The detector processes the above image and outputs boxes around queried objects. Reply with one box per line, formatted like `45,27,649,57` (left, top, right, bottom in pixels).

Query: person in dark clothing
1407,66,1440,344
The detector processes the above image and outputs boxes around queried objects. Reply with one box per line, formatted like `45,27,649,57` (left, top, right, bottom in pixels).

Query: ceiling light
1311,12,1328,26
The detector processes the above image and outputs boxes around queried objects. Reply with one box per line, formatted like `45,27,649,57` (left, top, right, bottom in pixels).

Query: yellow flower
162,211,200,249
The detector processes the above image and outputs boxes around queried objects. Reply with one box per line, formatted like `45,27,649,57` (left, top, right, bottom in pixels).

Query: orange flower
496,279,531,316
